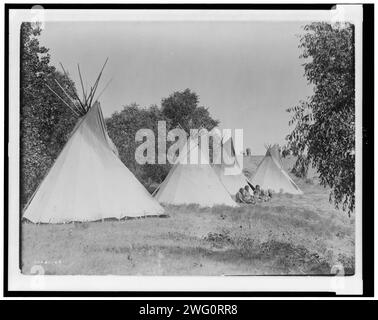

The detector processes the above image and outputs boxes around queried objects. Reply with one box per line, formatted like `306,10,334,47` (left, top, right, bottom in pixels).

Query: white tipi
154,135,237,207
251,146,303,195
213,137,252,196
23,62,164,223
268,144,283,167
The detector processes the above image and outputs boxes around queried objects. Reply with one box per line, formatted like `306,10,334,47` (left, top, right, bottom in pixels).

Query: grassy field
21,172,355,276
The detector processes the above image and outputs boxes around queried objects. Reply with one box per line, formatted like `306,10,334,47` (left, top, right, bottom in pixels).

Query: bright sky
40,20,313,155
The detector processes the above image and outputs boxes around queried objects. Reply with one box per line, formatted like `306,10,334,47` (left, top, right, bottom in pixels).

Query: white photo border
6,4,364,295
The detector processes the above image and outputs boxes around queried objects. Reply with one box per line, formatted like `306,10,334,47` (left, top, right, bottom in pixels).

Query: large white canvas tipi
154,136,237,207
23,62,164,223
251,146,303,195
213,137,252,196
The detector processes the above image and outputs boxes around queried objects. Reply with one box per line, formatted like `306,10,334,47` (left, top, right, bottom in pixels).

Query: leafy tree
106,104,171,189
286,22,355,215
107,89,220,190
161,89,220,164
161,89,219,133
20,22,78,206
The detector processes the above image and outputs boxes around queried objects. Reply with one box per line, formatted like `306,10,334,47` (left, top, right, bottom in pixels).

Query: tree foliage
286,22,355,215
106,90,220,189
20,22,78,207
161,89,219,133
20,23,220,199
106,104,172,189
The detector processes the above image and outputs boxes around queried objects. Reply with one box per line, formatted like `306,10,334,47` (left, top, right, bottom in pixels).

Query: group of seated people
235,184,272,204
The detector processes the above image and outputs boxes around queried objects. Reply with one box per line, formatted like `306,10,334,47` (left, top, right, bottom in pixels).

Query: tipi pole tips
77,63,87,104
45,83,80,117
49,59,110,116
94,77,113,102
87,58,109,108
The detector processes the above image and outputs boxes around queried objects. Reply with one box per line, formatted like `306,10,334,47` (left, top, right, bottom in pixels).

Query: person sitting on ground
262,189,270,202
254,185,263,201
243,185,255,204
236,188,246,203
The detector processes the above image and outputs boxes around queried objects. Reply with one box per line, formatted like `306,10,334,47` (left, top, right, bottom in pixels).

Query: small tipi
251,145,303,195
23,61,164,223
268,144,283,166
154,135,237,207
213,137,253,195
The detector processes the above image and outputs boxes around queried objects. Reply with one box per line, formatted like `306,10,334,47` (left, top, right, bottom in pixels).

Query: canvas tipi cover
23,102,164,223
154,137,237,207
251,146,303,195
213,137,252,196
268,144,283,167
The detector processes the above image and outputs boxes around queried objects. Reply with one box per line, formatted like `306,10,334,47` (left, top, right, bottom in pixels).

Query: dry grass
21,175,354,276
